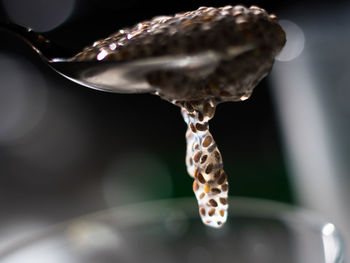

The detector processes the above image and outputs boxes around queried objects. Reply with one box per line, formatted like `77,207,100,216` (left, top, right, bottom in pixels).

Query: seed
219,197,228,205
217,221,222,226
219,210,225,217
220,90,231,97
209,199,218,207
199,192,205,199
189,157,193,166
205,163,213,174
204,183,210,193
221,184,228,191
198,112,204,121
185,102,194,112
214,151,221,161
217,172,227,185
189,122,196,133
200,207,206,216
193,151,202,162
194,168,198,178
207,144,216,152
203,102,215,118
208,209,215,216
193,181,199,191
211,188,221,194
197,173,206,184
194,144,200,150
195,123,207,131
200,155,208,164
202,136,213,147
214,170,221,178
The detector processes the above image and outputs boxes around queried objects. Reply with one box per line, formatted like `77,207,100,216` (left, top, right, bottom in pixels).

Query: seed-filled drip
178,99,228,228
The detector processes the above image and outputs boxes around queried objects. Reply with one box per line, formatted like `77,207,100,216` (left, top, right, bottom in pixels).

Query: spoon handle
0,21,68,61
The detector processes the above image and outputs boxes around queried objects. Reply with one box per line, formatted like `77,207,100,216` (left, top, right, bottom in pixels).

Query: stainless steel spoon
0,21,255,94
0,5,285,101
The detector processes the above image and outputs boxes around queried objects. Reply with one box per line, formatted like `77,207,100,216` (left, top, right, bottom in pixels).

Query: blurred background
0,0,349,257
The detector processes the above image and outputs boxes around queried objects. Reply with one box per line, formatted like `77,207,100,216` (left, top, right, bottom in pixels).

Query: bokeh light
66,220,121,251
276,20,305,62
0,53,47,145
7,87,93,183
2,0,75,32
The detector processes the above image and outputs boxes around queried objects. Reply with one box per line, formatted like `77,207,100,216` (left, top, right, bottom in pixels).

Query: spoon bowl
0,5,285,101
0,21,257,94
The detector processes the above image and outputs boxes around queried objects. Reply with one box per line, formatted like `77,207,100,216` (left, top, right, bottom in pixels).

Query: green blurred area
159,147,294,205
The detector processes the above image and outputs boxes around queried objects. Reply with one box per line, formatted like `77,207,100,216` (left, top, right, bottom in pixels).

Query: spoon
0,5,286,229
0,21,217,93
0,5,285,101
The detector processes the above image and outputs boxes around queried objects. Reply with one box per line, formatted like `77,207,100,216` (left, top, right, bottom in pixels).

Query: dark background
0,0,348,249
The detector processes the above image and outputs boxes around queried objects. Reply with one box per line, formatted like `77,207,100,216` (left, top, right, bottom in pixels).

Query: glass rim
0,197,345,263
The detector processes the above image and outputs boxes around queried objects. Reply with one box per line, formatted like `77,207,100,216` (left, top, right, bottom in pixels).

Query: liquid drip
179,100,228,228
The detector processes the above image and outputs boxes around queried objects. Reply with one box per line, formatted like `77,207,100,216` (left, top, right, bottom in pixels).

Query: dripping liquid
178,99,229,228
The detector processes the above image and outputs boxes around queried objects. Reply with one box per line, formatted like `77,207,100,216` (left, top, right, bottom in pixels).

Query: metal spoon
0,21,252,93
0,5,285,100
